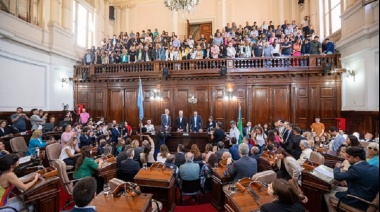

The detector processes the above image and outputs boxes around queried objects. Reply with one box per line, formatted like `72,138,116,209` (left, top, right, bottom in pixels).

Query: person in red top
79,108,90,126
122,121,133,138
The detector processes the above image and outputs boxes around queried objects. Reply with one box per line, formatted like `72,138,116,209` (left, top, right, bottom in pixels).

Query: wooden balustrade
74,54,341,80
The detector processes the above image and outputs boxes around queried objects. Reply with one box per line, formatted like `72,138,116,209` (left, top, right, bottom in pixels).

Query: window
319,0,342,38
72,0,95,48
1,0,39,26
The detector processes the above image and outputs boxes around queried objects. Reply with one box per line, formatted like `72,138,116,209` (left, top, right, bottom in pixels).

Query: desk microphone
126,182,142,195
26,165,44,170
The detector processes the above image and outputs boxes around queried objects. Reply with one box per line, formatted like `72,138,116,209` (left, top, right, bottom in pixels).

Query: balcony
74,54,342,81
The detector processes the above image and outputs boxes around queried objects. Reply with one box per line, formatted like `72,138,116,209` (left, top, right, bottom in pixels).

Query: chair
0,206,17,212
117,170,136,182
309,151,325,165
360,141,370,149
9,137,28,158
179,179,201,205
329,192,379,212
45,143,73,171
53,159,78,210
252,170,277,184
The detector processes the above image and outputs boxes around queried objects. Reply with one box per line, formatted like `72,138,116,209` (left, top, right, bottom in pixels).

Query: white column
61,0,72,30
114,6,121,35
104,0,109,37
221,0,227,28
120,7,127,33
125,7,130,32
173,11,178,34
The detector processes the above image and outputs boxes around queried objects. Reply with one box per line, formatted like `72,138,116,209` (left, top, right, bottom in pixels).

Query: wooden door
200,23,212,42
108,89,125,123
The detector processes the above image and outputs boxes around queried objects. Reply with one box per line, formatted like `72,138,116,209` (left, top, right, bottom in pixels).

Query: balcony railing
74,54,341,80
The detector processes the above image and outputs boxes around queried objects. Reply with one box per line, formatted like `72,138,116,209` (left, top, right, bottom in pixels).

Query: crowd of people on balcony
82,17,335,65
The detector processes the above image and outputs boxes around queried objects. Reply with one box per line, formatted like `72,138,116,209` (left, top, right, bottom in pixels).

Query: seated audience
115,138,125,154
364,132,374,142
339,146,351,171
179,152,200,181
116,144,131,169
343,135,361,148
250,146,261,160
0,154,39,211
165,155,178,178
132,140,143,163
26,129,55,156
0,140,9,157
215,141,229,161
174,144,186,167
70,177,97,212
275,148,302,180
366,142,379,167
190,144,202,162
61,124,76,147
297,140,313,165
261,178,306,212
226,143,257,183
79,128,95,148
0,120,11,138
220,152,232,167
325,147,379,212
200,153,218,192
204,143,213,163
120,148,141,179
157,144,170,163
59,137,80,166
74,146,104,194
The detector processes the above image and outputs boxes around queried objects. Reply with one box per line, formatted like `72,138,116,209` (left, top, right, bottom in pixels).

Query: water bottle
35,147,40,158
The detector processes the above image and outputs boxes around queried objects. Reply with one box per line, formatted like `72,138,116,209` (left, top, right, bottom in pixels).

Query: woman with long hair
0,154,39,210
59,137,80,166
252,126,267,154
190,144,202,161
140,135,155,166
261,178,306,212
204,143,214,163
200,153,218,192
116,138,125,155
26,129,54,156
275,148,302,180
157,144,170,163
73,146,104,194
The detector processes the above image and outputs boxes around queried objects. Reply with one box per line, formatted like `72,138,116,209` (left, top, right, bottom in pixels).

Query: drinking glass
103,183,110,196
143,163,148,170
230,183,236,195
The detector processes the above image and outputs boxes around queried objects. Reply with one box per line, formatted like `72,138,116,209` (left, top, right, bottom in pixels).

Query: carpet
59,183,75,211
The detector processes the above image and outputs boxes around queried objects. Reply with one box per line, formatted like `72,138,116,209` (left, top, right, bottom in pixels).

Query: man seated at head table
70,177,97,212
225,143,257,183
324,147,379,212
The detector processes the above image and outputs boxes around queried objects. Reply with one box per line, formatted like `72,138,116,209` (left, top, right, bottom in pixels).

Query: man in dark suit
211,122,225,146
226,143,257,183
229,137,240,161
215,141,229,161
176,110,187,132
287,127,304,160
71,177,97,212
282,123,293,149
133,140,144,164
160,108,171,131
174,144,186,167
120,148,141,180
325,147,379,212
79,128,95,148
243,121,253,138
189,111,203,132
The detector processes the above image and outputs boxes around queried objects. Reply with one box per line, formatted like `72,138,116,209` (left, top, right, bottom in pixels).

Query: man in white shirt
229,121,240,144
144,119,155,133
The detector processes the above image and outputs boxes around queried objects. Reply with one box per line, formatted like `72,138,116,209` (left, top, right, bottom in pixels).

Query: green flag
237,104,243,144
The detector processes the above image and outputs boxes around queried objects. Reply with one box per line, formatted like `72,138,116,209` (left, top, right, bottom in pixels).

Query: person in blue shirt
366,142,379,167
329,126,345,153
26,129,54,156
322,38,335,54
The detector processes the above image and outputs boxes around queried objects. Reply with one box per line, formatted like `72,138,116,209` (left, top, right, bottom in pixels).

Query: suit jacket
174,152,186,167
190,115,203,132
134,147,144,162
116,151,127,169
176,116,187,132
111,128,120,143
227,155,257,183
287,135,304,159
161,114,171,129
79,134,95,148
334,161,379,211
243,126,254,138
70,206,96,212
120,158,141,175
229,144,240,161
0,127,10,137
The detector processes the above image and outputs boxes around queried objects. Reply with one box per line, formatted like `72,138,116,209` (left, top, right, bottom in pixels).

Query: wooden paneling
272,86,290,123
252,86,270,125
109,90,124,123
294,85,309,130
341,111,379,137
124,90,138,125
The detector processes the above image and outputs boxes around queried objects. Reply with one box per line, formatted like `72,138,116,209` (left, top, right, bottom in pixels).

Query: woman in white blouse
59,137,80,166
156,144,170,163
275,148,302,180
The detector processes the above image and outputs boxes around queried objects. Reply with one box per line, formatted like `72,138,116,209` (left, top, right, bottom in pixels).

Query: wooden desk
14,159,42,177
322,153,344,168
92,192,152,212
223,182,275,212
211,167,233,211
301,169,339,212
257,154,277,172
95,162,117,183
134,168,175,211
14,175,60,212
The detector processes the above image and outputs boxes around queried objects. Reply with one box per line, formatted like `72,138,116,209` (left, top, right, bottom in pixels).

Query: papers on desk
182,133,189,136
18,156,31,164
311,165,335,184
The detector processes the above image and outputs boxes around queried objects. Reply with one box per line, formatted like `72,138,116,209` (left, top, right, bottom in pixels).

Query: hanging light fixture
164,0,200,13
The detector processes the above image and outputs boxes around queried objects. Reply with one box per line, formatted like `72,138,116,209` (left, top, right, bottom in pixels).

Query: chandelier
164,0,200,13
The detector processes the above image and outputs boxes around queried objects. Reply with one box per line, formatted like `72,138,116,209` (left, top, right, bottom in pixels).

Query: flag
137,78,144,121
237,104,243,144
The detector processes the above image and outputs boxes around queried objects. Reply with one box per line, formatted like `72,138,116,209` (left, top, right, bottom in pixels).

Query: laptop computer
42,123,54,133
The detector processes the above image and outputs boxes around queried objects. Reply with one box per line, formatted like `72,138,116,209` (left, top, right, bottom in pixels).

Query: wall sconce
150,89,162,100
224,89,237,101
346,68,355,81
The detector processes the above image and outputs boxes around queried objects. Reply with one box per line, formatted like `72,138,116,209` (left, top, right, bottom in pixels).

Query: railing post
89,65,95,76
154,61,160,71
309,55,317,67
226,59,233,69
